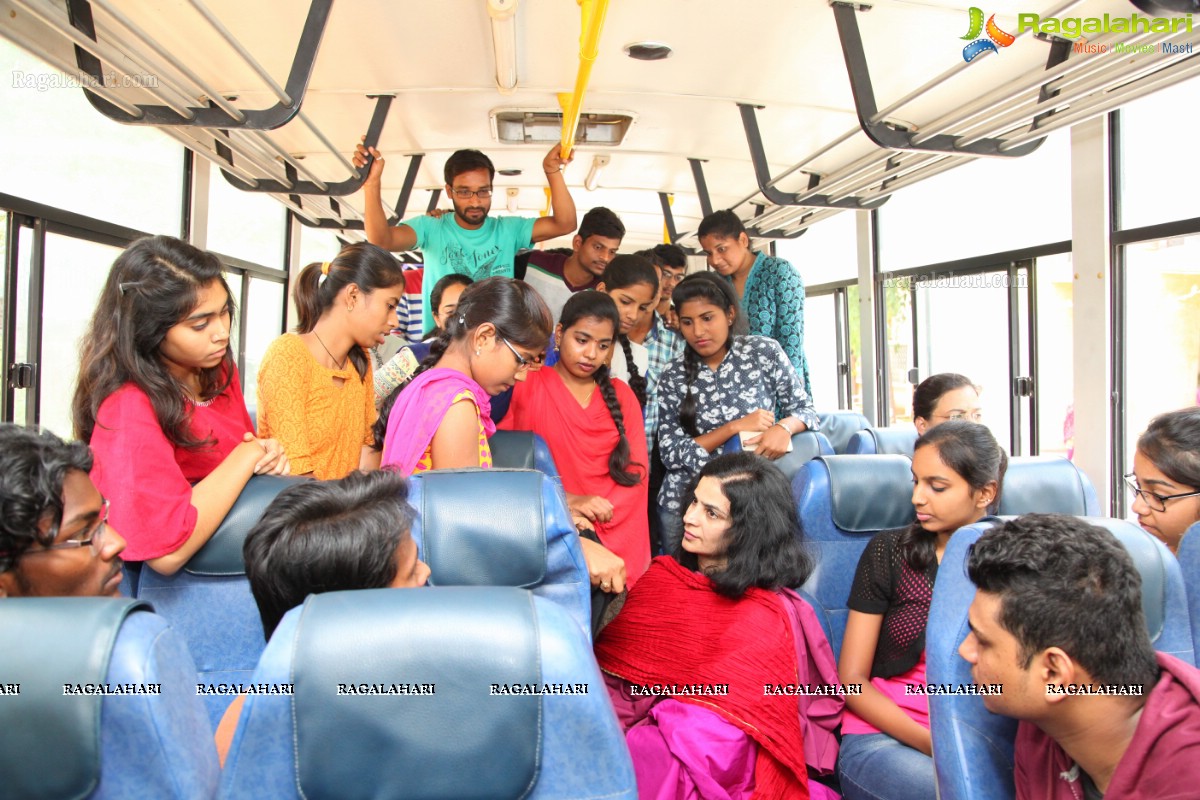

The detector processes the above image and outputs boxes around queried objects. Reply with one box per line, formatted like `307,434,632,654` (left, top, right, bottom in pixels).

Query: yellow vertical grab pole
558,0,610,161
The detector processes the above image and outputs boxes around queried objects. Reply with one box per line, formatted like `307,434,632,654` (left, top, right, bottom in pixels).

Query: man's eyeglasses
499,337,532,372
1123,474,1200,513
451,188,492,200
933,411,984,422
27,498,111,556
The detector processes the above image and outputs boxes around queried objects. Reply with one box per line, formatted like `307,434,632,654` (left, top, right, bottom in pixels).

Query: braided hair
672,272,741,437
558,292,644,486
599,254,659,409
372,277,552,450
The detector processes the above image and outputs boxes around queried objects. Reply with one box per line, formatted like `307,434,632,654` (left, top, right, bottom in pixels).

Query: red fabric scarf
595,557,810,799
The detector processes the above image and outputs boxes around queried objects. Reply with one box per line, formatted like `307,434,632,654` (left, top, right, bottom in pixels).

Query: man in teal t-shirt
355,140,578,331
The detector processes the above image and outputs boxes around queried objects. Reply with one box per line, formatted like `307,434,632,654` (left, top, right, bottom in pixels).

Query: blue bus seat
1176,520,1200,657
407,468,591,636
793,455,915,659
846,425,919,457
488,429,561,480
0,598,218,799
927,517,1195,800
721,429,834,481
997,456,1099,516
135,474,308,726
816,410,871,454
219,587,637,800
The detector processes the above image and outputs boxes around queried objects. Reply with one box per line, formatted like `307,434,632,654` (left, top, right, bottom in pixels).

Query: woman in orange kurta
500,292,651,586
256,243,404,479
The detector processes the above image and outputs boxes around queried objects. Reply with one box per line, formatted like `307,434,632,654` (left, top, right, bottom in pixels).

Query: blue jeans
838,732,936,800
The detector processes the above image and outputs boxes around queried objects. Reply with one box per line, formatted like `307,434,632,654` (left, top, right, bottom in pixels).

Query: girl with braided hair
499,292,651,587
595,254,658,409
657,272,819,553
374,277,550,475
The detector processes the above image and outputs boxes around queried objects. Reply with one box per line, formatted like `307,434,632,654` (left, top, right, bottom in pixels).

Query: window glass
1122,233,1200,477
847,284,864,413
0,41,183,235
241,277,286,411
206,163,286,268
913,274,1012,450
40,234,121,437
1119,77,1200,230
883,279,914,424
775,211,858,286
879,132,1070,272
805,293,839,410
1035,254,1074,458
299,225,345,268
12,225,34,425
223,272,243,383
0,211,6,420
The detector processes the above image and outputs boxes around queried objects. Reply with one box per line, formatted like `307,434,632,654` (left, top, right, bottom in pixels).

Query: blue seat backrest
846,425,919,457
407,468,590,636
721,430,834,481
1176,520,1200,657
0,598,218,799
997,456,1099,516
219,587,636,800
928,517,1194,800
135,474,308,727
489,429,562,480
793,455,915,659
816,410,871,454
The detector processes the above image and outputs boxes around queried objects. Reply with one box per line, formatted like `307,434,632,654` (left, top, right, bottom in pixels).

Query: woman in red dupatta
500,291,651,587
595,453,844,800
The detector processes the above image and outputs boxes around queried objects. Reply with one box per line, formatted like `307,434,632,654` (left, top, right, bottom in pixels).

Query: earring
554,339,561,353
476,348,481,356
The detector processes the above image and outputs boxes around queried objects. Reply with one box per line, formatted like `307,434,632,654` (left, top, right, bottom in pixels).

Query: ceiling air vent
491,110,634,146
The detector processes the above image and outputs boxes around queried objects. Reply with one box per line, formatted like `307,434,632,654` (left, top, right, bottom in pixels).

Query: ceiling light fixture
487,0,519,94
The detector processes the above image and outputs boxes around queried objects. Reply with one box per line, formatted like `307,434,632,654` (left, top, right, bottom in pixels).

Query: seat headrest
1085,518,1171,642
871,426,918,457
826,455,915,532
997,456,1094,517
186,474,309,576
767,431,834,481
0,598,150,800
414,469,546,588
489,430,536,470
817,411,871,454
292,587,542,800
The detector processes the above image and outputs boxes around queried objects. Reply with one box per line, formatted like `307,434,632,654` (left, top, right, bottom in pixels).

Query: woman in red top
73,236,289,576
500,291,649,587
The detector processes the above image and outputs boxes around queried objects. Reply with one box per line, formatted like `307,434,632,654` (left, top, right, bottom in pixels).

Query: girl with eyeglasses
912,372,983,433
74,236,289,577
256,243,405,480
1128,407,1200,553
375,277,551,474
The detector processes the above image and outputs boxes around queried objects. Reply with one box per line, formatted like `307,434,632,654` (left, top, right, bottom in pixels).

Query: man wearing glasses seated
354,139,578,334
0,424,127,598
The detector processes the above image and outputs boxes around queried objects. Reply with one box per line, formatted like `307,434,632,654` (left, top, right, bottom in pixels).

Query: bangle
544,169,559,175
773,420,793,435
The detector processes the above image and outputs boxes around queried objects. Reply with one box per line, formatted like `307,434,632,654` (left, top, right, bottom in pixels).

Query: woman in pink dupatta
500,292,651,586
375,278,551,474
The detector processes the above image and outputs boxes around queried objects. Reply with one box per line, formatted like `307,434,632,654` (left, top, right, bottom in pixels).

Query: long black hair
293,242,405,382
902,420,1007,571
373,277,552,449
671,272,741,437
423,273,474,340
600,255,658,408
73,235,236,448
675,452,813,598
558,292,643,487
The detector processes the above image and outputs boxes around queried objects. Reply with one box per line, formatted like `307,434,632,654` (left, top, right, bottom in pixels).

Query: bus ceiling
1,0,1198,248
